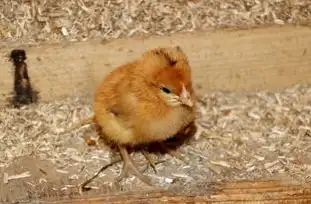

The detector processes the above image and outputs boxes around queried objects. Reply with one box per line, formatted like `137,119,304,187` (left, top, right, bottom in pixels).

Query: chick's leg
116,145,152,186
141,150,157,173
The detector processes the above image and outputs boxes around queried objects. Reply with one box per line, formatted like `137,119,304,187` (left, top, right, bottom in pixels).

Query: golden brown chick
92,46,196,185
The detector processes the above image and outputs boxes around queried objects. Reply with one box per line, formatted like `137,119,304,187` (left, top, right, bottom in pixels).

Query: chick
93,46,196,185
9,49,35,107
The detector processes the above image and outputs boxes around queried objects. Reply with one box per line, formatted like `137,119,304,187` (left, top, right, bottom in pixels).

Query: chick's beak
180,85,193,107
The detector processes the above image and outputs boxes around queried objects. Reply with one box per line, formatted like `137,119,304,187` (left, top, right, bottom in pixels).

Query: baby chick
93,46,196,185
9,49,35,107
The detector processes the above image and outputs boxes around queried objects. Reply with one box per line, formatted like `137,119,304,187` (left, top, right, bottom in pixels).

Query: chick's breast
128,92,196,145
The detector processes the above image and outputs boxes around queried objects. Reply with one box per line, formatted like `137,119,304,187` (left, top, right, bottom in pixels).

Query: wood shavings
39,178,47,184
69,174,79,180
71,155,85,162
191,84,311,184
253,155,265,161
147,174,174,184
25,181,35,187
2,84,311,200
56,169,69,174
3,171,31,184
264,160,279,169
0,0,310,46
204,162,222,175
210,160,232,168
172,173,193,180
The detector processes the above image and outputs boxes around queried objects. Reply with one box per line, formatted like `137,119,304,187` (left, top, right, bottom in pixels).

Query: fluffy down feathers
93,46,196,146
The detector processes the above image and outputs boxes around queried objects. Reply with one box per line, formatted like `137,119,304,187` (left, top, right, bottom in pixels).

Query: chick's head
155,67,194,108
149,52,194,108
136,46,195,108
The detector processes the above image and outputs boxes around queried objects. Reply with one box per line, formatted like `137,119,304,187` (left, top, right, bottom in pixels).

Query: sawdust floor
1,82,311,203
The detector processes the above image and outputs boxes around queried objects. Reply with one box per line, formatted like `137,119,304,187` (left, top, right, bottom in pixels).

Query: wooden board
0,25,311,106
41,180,311,204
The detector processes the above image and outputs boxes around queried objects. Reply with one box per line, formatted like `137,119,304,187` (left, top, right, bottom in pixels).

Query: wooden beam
42,180,311,204
1,25,311,107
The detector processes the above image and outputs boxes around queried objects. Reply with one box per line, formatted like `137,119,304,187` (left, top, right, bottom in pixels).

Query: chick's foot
116,145,152,186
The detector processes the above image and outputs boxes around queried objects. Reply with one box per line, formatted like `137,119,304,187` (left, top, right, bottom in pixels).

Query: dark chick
9,49,34,107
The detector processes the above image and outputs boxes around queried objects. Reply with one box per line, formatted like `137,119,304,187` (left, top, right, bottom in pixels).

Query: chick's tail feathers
93,103,134,145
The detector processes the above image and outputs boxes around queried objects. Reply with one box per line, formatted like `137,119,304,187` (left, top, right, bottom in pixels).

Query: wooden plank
40,180,311,204
1,25,311,107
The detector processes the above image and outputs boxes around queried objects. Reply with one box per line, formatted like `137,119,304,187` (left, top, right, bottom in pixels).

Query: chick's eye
160,86,171,94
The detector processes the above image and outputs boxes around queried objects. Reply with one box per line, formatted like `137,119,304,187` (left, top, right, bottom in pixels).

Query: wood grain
1,25,311,106
41,180,311,204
